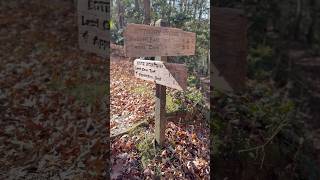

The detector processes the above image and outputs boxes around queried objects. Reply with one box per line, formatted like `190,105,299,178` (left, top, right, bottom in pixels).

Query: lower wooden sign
134,59,187,90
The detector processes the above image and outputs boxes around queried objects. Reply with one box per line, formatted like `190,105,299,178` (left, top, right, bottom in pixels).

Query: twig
260,147,265,169
238,118,288,153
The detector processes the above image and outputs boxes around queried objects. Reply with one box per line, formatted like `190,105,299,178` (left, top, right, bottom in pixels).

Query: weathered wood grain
124,23,196,57
154,19,167,148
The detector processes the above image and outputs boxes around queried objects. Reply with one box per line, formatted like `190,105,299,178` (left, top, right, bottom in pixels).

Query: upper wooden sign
78,0,110,58
212,8,248,92
124,24,196,57
134,59,187,90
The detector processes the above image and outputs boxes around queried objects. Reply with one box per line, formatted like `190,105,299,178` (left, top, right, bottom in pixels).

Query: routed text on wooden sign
78,0,110,58
134,59,187,90
124,24,196,57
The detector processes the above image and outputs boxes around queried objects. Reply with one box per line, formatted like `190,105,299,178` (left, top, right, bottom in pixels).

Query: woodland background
212,0,320,179
110,0,210,76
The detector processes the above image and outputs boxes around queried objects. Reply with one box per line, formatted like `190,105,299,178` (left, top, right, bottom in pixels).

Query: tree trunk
168,0,173,25
134,0,140,12
193,0,198,18
187,0,191,14
184,0,187,12
198,0,203,20
143,0,151,25
117,0,125,29
307,0,316,44
294,0,302,41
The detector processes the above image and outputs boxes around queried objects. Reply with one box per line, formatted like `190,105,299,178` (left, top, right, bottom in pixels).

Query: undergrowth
136,134,157,169
211,81,319,179
166,75,206,113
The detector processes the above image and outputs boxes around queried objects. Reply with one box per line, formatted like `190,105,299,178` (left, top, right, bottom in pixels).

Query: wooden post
155,19,167,147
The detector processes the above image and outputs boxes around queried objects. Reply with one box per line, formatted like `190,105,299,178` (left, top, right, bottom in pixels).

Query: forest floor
110,58,210,179
0,1,109,179
0,0,209,179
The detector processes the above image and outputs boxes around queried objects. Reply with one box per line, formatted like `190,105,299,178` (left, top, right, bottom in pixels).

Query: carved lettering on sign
134,59,187,90
78,0,110,58
88,0,110,13
124,24,196,57
78,0,110,16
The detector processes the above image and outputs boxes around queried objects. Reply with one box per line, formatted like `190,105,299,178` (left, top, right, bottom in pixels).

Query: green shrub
187,75,199,87
136,135,157,168
166,86,206,123
247,45,275,80
166,94,180,113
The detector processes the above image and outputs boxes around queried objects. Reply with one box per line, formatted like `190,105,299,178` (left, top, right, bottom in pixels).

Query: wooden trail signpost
124,20,196,147
77,0,110,58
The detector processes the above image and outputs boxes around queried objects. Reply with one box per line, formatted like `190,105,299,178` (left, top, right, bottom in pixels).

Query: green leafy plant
247,45,275,80
166,94,181,113
136,135,157,168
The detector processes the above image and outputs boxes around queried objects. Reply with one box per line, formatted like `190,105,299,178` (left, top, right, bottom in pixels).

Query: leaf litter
1,0,108,179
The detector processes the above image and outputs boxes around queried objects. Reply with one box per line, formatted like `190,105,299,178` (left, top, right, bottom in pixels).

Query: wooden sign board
124,24,196,57
134,59,187,90
78,0,110,58
212,8,248,92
